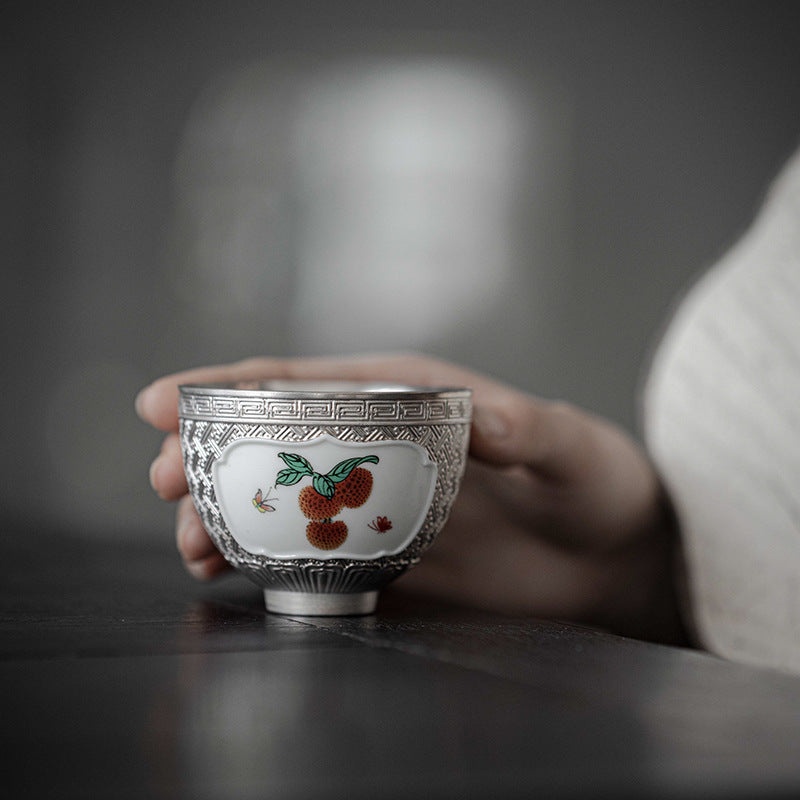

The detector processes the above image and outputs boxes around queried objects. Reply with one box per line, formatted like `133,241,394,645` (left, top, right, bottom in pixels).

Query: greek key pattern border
179,392,472,425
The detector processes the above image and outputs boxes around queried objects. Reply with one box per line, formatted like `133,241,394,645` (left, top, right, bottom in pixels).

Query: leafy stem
274,452,379,500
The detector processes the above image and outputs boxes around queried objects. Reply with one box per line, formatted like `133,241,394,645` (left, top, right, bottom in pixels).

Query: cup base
264,589,379,616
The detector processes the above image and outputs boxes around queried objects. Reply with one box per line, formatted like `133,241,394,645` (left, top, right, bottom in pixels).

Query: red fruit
306,520,348,550
336,467,373,508
299,485,343,521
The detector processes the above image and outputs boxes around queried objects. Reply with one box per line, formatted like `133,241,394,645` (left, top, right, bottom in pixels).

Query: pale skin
136,353,687,644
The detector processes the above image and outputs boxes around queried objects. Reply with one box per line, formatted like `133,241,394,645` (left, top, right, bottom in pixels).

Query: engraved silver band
178,383,473,425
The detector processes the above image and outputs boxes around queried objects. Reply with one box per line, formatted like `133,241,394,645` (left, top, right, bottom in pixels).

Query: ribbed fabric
644,146,800,673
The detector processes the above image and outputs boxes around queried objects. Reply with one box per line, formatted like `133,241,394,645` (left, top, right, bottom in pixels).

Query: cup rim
179,381,472,400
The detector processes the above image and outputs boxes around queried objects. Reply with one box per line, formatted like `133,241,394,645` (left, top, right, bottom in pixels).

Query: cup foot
264,589,379,616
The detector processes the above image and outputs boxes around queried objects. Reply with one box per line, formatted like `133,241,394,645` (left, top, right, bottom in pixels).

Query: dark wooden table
4,524,800,799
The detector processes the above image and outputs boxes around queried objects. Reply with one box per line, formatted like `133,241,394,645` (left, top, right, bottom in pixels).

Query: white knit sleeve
643,146,800,673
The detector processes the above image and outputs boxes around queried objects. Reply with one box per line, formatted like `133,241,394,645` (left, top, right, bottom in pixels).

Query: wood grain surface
3,525,800,799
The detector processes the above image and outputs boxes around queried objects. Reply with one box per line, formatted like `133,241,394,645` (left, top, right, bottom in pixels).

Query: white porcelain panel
212,435,438,560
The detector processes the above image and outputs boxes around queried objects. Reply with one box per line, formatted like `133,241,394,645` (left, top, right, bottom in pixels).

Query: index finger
134,353,597,482
135,357,287,431
134,353,504,433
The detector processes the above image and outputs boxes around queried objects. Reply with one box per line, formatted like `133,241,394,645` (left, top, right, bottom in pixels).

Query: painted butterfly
252,488,277,513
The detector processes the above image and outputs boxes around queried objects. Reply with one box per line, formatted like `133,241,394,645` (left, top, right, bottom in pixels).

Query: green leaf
275,468,306,486
278,452,313,475
312,473,336,500
326,455,379,483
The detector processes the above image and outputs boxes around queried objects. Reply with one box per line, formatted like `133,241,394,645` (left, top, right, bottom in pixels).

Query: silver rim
179,381,471,401
179,383,472,425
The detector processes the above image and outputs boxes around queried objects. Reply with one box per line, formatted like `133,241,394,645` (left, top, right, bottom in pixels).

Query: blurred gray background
4,1,800,540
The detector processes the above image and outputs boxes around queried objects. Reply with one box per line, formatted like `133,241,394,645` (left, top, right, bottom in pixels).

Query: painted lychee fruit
336,467,373,508
306,520,348,550
298,485,343,521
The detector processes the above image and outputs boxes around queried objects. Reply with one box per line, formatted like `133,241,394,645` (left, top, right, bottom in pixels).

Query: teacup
178,381,472,615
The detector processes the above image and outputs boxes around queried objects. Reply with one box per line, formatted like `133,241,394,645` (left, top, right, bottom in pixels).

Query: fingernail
473,406,510,439
185,560,208,580
176,517,191,556
176,497,191,536
135,387,149,419
149,455,164,492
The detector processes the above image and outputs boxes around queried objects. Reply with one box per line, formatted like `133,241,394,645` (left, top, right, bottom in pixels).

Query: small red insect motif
252,488,278,513
367,516,392,533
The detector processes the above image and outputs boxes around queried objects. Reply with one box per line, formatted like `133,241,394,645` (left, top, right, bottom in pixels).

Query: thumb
470,394,589,480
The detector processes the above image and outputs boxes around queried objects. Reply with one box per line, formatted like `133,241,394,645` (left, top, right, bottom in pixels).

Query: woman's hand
136,353,685,643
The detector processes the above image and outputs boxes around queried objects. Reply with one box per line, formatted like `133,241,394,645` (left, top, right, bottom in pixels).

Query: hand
136,353,686,643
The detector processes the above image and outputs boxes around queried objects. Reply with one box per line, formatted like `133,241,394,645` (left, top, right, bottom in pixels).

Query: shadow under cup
178,381,472,615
